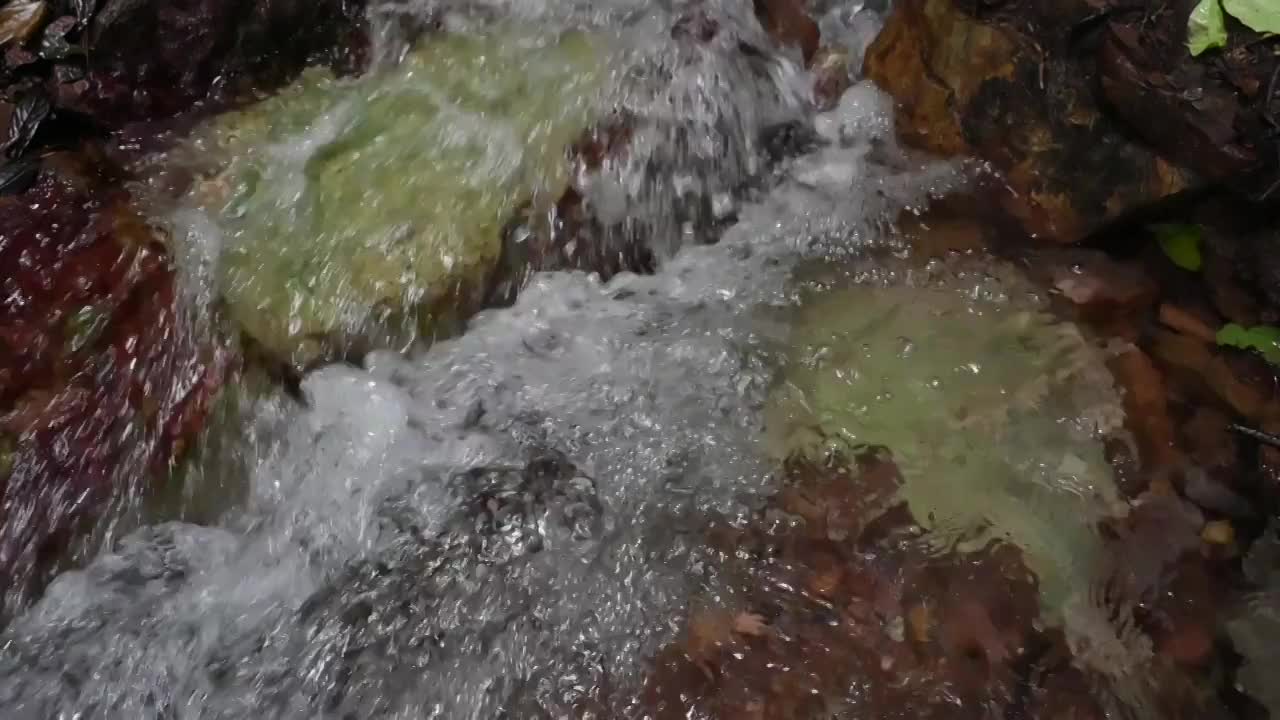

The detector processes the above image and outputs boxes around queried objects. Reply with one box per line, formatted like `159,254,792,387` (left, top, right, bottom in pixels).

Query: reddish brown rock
74,0,367,126
640,449,1101,720
1159,304,1220,344
1109,347,1182,474
1027,248,1158,329
863,0,1197,244
1149,329,1276,423
752,0,819,65
0,160,227,615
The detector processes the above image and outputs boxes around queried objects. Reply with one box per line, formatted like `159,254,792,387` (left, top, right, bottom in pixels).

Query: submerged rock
641,450,1103,720
764,256,1126,620
184,30,605,367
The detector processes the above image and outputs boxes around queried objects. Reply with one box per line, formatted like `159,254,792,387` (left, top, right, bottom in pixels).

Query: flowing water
0,1,1258,718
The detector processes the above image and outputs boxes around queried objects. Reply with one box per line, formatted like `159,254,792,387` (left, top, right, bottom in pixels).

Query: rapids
0,1,1237,718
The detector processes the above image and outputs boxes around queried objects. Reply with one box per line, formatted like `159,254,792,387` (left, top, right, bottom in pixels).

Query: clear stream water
0,1,1266,718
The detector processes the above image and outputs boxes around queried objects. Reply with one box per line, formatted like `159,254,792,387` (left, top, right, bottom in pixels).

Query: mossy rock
190,30,606,367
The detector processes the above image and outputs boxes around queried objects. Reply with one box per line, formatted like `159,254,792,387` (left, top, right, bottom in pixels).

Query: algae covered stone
191,30,606,366
765,258,1127,616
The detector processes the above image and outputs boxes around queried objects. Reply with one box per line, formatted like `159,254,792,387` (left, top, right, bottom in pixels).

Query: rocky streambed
0,0,1279,718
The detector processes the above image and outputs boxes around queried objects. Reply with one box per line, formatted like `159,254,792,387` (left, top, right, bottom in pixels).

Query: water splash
0,63,969,715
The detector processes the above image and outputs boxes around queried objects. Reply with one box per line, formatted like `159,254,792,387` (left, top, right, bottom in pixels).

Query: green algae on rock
190,30,606,367
764,258,1127,617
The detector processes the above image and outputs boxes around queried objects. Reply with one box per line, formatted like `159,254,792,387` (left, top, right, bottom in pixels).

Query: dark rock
1098,22,1258,185
69,0,366,126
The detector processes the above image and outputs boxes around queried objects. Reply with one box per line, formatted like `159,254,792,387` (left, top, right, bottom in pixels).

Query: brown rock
1160,621,1214,667
1108,347,1181,472
1149,330,1274,422
752,0,819,65
1030,248,1157,320
75,0,367,126
897,209,988,258
863,0,1198,244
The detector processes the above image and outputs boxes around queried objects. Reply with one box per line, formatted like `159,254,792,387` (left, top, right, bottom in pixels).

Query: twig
1229,423,1280,449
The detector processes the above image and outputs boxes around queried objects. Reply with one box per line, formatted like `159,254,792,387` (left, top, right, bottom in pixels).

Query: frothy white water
0,53,970,714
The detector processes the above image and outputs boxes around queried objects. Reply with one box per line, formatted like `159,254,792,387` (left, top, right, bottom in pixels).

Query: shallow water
0,1,1255,718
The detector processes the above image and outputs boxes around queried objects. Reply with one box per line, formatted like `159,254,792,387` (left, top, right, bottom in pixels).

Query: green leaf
1216,323,1280,364
1188,0,1229,55
1223,0,1280,35
1152,223,1203,271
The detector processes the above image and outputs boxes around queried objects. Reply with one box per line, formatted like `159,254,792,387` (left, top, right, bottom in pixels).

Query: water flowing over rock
0,76,979,718
0,161,224,615
0,0,1273,717
180,29,605,368
763,254,1130,627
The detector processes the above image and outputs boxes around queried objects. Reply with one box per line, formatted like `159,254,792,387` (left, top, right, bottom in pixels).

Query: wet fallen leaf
39,15,79,60
2,91,52,159
1153,223,1203,271
0,0,49,47
1217,323,1280,364
1188,0,1227,56
0,156,38,195
1222,0,1280,34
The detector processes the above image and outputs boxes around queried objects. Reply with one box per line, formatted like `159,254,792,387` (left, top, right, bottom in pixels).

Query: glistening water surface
0,1,1262,718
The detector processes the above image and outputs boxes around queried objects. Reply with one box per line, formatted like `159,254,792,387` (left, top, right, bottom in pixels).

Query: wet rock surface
0,157,225,614
641,450,1080,720
179,29,603,369
1,0,1280,717
0,0,366,133
863,0,1280,244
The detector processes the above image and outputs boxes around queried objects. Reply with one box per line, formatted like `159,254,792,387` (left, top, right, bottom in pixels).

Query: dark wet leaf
39,14,80,60
0,157,39,195
3,91,52,159
3,42,36,66
0,0,49,47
